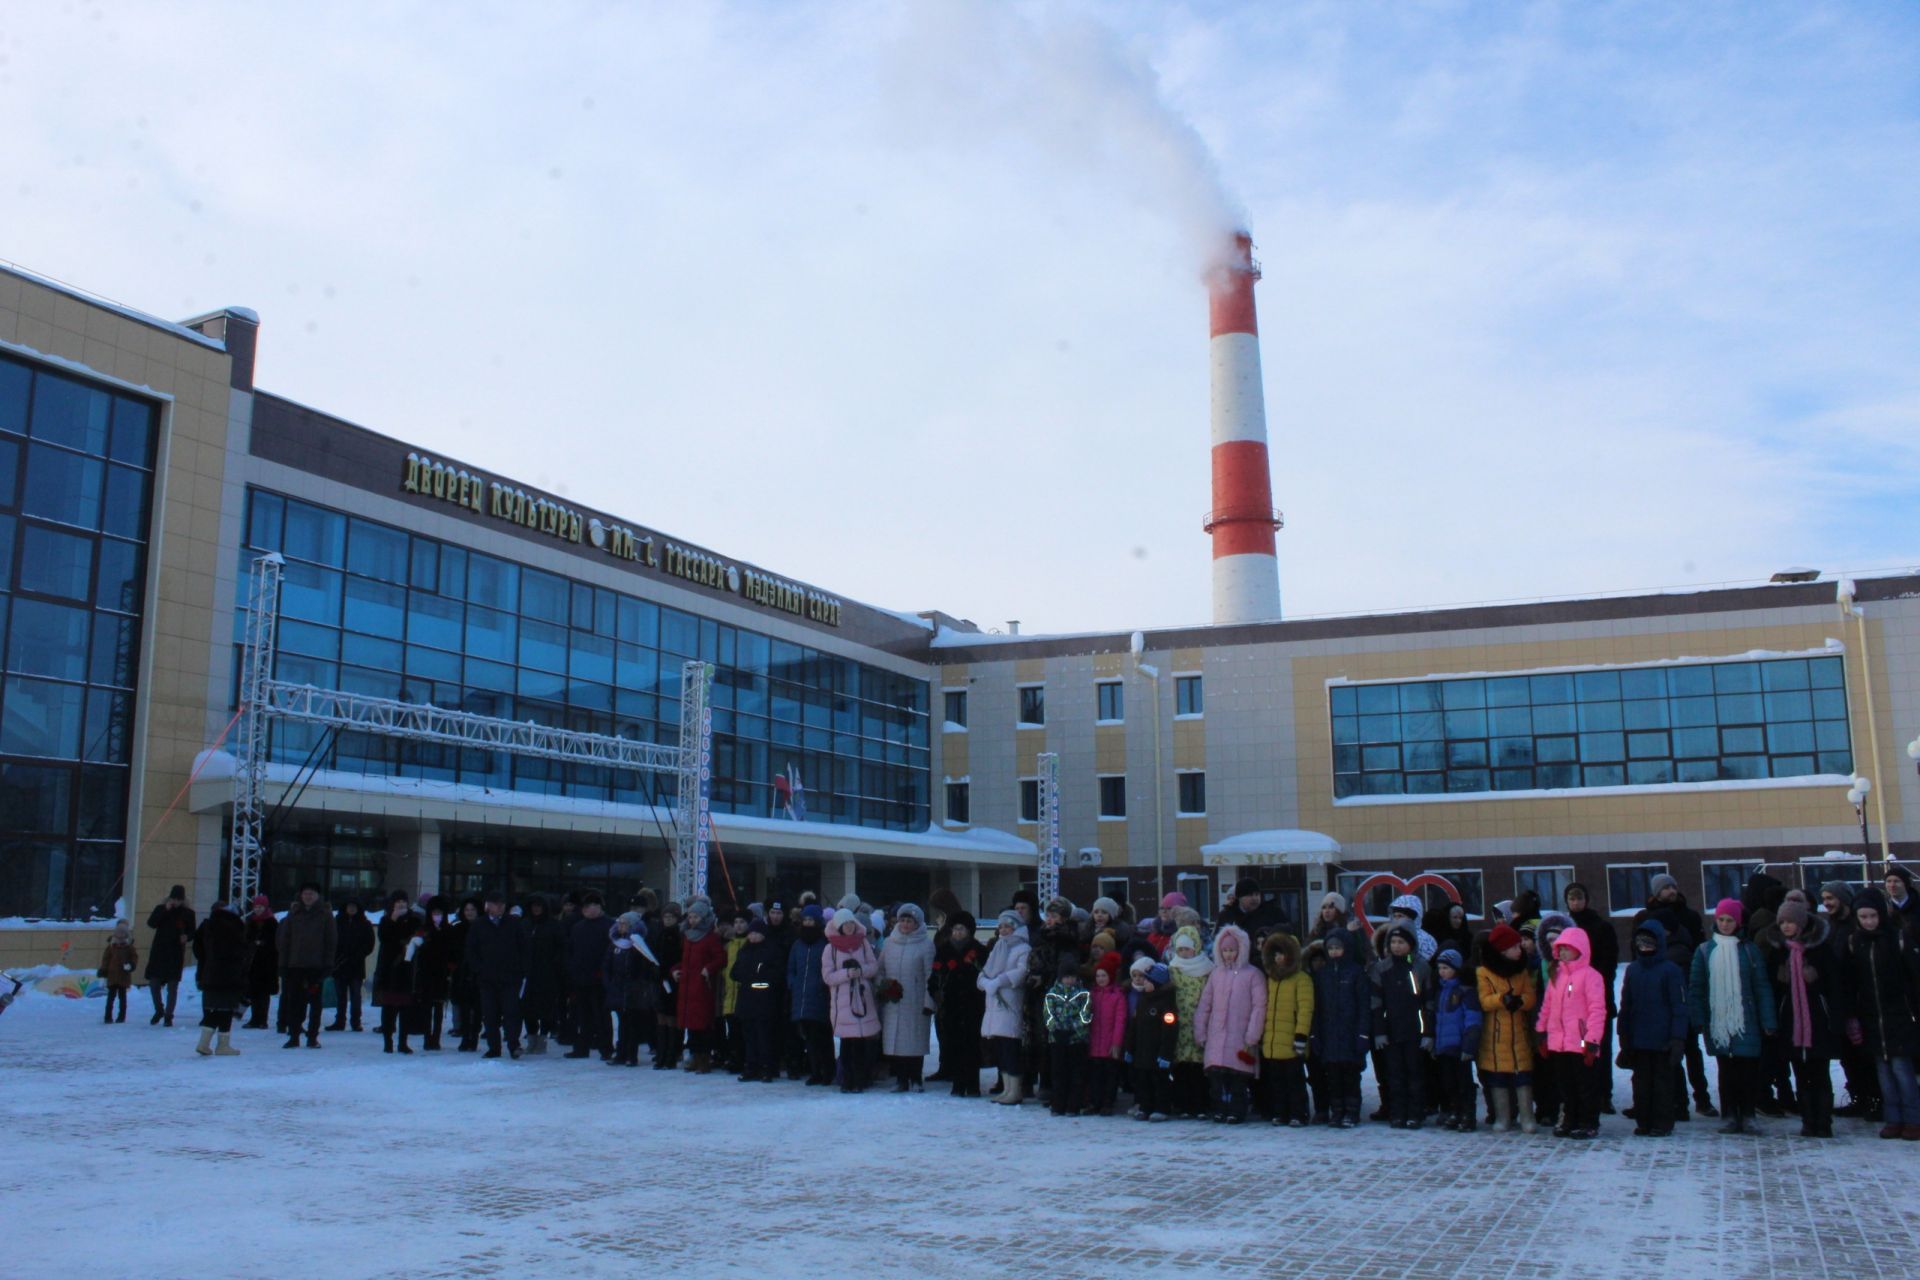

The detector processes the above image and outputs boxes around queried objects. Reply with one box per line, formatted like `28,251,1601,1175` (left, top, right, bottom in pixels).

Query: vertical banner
693,662,714,899
1037,751,1062,903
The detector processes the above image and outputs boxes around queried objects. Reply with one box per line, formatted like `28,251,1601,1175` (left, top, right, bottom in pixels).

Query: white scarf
1708,933,1747,1048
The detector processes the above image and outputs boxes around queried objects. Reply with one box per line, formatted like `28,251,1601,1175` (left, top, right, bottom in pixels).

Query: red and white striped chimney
1204,230,1282,624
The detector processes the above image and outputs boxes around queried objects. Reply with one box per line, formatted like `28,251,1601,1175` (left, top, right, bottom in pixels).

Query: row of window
943,771,1207,825
1331,655,1854,800
940,675,1204,731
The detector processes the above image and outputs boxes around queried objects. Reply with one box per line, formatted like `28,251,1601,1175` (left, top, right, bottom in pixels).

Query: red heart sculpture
1345,871,1463,944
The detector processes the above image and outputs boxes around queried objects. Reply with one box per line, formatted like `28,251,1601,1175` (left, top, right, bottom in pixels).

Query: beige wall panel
1173,719,1206,770
1095,724,1127,773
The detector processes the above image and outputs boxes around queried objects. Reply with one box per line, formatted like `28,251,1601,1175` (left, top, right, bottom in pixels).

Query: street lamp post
1837,580,1893,871
1845,775,1873,883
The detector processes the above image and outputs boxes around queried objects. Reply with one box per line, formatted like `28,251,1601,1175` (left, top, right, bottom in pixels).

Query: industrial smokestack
1204,231,1282,624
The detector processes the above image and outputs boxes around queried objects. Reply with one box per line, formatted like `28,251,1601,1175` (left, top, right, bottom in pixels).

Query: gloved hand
1615,1047,1630,1070
1847,1018,1864,1046
1581,1041,1598,1068
1374,1034,1388,1051
1154,1057,1171,1070
841,959,860,971
1292,1037,1308,1058
1667,1038,1686,1066
1501,992,1522,1012
1418,1037,1433,1053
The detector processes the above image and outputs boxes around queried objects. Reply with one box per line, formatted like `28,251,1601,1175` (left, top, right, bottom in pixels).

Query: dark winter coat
1755,915,1847,1060
1617,922,1690,1053
446,916,476,1002
731,937,786,1020
373,910,423,1007
522,910,565,999
144,902,196,982
1566,905,1620,984
787,930,830,1022
1433,975,1482,1058
603,933,662,1014
277,898,337,973
244,913,279,990
1633,895,1705,969
414,917,455,1001
1124,984,1180,1068
192,909,248,1012
464,913,530,985
1688,935,1777,1058
564,913,612,987
1844,925,1920,1061
1217,897,1290,943
332,909,375,980
1370,946,1436,1045
1311,931,1372,1064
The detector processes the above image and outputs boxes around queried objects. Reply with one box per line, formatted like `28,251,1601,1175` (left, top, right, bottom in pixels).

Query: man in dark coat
520,896,565,1053
327,900,376,1032
563,892,612,1060
277,882,338,1049
144,884,196,1026
1633,874,1714,1117
1217,878,1291,944
465,888,531,1058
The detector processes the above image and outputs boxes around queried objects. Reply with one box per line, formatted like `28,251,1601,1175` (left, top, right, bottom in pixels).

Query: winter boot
196,1027,215,1056
383,1030,395,1054
995,1074,1025,1106
282,1033,301,1049
397,1031,413,1055
215,1033,240,1056
1516,1085,1538,1134
325,1017,347,1032
690,1050,712,1075
1458,1106,1478,1133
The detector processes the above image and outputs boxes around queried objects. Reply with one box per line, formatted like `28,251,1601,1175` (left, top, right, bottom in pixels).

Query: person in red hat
1476,922,1539,1133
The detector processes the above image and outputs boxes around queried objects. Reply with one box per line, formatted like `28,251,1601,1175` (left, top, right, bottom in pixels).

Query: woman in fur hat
933,911,987,1096
878,903,935,1091
978,911,1031,1104
676,898,727,1074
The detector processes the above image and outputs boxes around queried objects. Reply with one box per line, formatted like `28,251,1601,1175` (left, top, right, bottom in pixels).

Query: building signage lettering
401,453,840,626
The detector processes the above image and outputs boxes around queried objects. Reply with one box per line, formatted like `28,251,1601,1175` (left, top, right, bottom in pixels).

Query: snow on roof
0,260,226,352
1199,829,1342,865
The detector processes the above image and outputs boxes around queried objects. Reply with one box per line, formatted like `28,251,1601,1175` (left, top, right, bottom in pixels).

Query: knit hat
1129,955,1155,978
1147,963,1170,986
1854,887,1891,919
1160,891,1188,911
1486,923,1522,953
1231,878,1261,900
168,884,186,900
1317,891,1349,915
1045,895,1074,921
662,900,683,919
1095,950,1124,980
829,908,858,934
616,911,646,936
251,894,270,909
1435,948,1463,972
996,910,1021,931
801,904,825,924
1171,925,1203,955
1057,955,1082,980
747,917,768,937
1091,896,1122,920
1518,919,1539,938
1090,929,1117,953
838,892,863,914
1819,880,1856,908
1776,900,1810,930
870,909,886,934
1714,898,1743,924
896,903,926,927
1649,873,1680,896
686,898,714,923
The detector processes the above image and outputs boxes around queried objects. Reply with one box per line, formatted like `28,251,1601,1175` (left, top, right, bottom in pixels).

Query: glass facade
0,355,155,918
237,489,930,836
1331,656,1852,800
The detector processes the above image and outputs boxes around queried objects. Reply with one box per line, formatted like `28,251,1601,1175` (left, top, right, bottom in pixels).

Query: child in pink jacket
1194,924,1267,1125
1535,925,1608,1139
1085,951,1129,1115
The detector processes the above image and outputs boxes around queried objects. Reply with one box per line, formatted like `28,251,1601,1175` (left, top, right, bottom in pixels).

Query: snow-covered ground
5,981,1919,1280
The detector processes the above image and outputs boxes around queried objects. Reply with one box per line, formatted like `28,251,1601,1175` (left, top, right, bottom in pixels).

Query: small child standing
1194,924,1266,1125
1537,925,1609,1139
1125,960,1178,1121
1166,926,1215,1119
1432,949,1482,1131
97,920,139,1024
1311,928,1371,1127
1475,924,1538,1133
1371,921,1436,1129
1085,951,1128,1115
1617,920,1688,1136
1259,933,1314,1126
1043,957,1092,1116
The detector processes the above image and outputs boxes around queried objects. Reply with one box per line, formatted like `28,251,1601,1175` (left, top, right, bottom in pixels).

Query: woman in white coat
878,903,936,1091
977,910,1032,1105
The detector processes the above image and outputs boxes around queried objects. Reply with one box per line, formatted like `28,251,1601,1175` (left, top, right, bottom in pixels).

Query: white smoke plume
878,0,1244,270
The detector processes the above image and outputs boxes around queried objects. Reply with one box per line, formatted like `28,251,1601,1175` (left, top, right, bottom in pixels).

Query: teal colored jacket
1688,936,1776,1058
1043,983,1092,1044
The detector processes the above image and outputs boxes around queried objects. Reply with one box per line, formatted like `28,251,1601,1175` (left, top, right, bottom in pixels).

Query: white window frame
1017,776,1039,824
1016,682,1046,729
1095,679,1125,725
943,780,970,827
1176,872,1214,923
1174,672,1204,720
1096,773,1127,821
1097,875,1130,909
1175,768,1206,816
1513,865,1575,914
1606,862,1671,918
942,688,967,733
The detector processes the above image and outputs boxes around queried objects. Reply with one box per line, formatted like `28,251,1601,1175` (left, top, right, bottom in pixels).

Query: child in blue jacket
1311,928,1370,1128
1432,948,1483,1131
1618,919,1689,1136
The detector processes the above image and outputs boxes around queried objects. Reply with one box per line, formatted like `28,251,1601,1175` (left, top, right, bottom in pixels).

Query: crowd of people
114,866,1920,1140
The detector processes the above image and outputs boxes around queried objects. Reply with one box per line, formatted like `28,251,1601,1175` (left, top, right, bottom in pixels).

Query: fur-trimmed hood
1261,931,1301,981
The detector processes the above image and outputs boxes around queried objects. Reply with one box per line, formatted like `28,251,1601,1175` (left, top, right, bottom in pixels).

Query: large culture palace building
1,258,1915,968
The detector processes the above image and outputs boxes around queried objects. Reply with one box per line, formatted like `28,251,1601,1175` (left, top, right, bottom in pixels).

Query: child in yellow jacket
1476,923,1540,1133
1259,932,1315,1126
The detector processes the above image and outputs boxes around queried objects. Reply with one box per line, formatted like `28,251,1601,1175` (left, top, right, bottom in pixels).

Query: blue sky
2,1,1915,630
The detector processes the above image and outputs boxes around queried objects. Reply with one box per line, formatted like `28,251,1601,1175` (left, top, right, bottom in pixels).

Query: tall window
944,781,970,825
0,356,156,919
1702,859,1761,908
942,689,967,729
1176,771,1206,815
1607,862,1670,917
1514,866,1574,913
1097,775,1127,818
1096,680,1123,722
1331,657,1852,800
1018,778,1040,823
1175,674,1203,717
1017,684,1045,727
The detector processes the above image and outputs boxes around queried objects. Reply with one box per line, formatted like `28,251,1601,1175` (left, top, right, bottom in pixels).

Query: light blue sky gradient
2,1,1914,629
